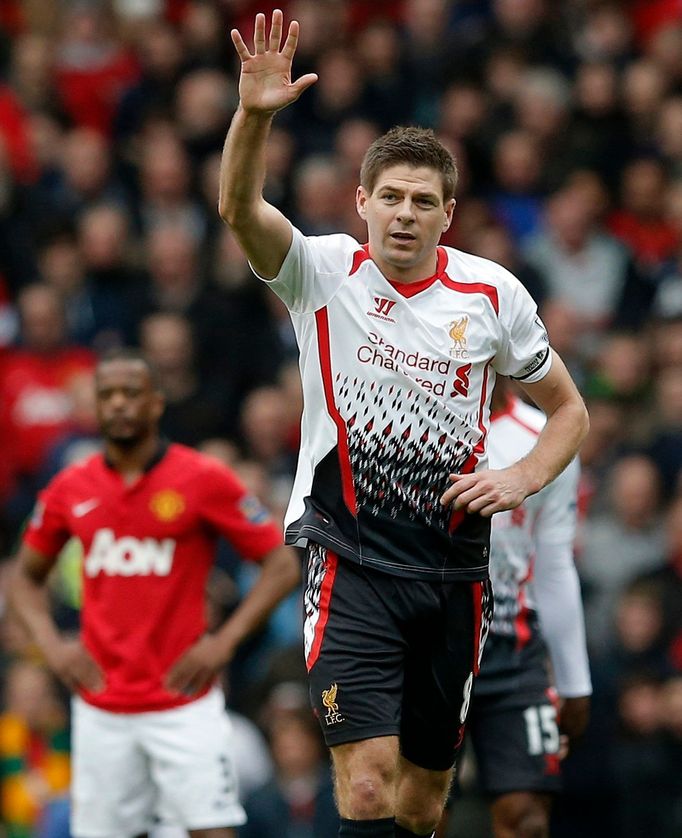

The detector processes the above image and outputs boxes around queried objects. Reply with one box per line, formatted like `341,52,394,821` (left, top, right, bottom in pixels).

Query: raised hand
231,9,318,115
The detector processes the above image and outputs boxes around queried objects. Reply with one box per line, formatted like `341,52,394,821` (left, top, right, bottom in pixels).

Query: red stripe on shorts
472,580,483,676
306,550,338,671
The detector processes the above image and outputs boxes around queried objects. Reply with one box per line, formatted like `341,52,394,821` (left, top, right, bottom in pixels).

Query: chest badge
449,315,470,359
150,489,185,522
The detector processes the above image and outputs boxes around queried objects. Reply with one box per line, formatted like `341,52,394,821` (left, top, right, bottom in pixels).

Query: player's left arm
441,351,589,516
533,457,592,741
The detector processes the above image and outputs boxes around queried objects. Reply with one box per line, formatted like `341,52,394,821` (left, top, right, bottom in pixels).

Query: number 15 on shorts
523,705,560,755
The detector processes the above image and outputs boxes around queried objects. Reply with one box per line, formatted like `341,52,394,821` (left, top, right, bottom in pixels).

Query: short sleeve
23,480,72,558
250,226,359,314
199,463,283,560
495,281,552,383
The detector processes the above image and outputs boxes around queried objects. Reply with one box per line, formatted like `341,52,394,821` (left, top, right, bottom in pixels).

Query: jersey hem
78,684,212,714
286,526,489,582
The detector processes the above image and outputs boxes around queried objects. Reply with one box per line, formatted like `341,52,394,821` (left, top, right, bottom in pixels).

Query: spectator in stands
139,311,234,444
0,283,95,528
523,183,635,354
608,158,679,271
0,660,70,838
647,366,682,495
36,224,128,350
580,454,666,651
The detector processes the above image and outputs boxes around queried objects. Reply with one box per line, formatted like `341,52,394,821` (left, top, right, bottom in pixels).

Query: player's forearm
512,397,588,496
534,544,592,697
9,568,63,658
218,106,272,228
213,546,301,654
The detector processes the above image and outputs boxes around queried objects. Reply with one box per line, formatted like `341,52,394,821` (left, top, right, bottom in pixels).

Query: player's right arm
9,545,104,693
218,9,317,279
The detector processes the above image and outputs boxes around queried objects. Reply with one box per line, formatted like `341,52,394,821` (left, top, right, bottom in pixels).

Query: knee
494,806,549,838
343,772,394,819
396,801,444,836
516,812,549,838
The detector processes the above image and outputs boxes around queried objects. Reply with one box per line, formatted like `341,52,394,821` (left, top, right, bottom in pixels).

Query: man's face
95,359,164,445
356,164,455,282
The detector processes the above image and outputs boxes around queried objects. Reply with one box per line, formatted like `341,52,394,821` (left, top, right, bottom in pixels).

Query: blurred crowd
0,0,681,835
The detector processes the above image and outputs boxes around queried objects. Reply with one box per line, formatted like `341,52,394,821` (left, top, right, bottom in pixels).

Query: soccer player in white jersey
444,378,591,837
219,11,589,838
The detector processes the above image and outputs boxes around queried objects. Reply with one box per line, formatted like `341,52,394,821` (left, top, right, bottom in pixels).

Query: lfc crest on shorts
322,682,345,726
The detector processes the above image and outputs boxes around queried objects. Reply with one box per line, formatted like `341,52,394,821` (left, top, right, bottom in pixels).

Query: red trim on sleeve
315,308,358,515
350,246,372,276
306,550,338,671
440,276,499,315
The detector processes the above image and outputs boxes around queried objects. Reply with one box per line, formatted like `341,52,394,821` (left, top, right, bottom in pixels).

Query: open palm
231,9,318,114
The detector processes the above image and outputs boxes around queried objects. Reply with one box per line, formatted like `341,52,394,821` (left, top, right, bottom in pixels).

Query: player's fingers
452,484,488,511
165,659,192,692
440,476,472,506
230,29,251,61
281,19,300,60
253,12,266,54
269,8,283,52
74,662,102,692
290,73,318,98
477,500,501,518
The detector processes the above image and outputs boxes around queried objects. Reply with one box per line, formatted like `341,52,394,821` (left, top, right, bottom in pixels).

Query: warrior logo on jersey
368,296,398,323
322,682,345,726
449,315,469,359
150,489,185,522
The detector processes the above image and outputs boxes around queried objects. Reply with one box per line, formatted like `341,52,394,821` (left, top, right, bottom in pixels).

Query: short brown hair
360,126,458,201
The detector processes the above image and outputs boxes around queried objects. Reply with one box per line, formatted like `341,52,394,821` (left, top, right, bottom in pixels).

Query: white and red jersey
477,396,591,698
23,443,283,713
258,226,551,581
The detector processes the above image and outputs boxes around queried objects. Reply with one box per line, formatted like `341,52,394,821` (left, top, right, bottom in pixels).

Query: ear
356,185,368,220
443,198,456,232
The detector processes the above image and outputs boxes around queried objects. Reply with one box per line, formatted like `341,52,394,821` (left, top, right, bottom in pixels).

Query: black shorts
303,542,493,772
468,686,562,796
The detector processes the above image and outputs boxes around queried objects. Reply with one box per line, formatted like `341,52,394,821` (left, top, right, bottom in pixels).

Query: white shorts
71,688,247,838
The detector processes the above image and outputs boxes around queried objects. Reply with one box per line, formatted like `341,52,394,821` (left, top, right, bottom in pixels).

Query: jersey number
450,364,471,398
523,705,560,755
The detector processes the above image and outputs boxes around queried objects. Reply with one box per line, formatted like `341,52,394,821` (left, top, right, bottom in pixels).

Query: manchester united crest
150,490,185,522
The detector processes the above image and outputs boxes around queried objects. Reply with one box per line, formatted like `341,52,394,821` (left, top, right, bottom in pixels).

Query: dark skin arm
560,695,591,742
9,544,104,692
165,544,300,695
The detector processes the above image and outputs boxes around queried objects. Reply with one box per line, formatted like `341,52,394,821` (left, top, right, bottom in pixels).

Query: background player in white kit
439,378,591,837
219,11,589,838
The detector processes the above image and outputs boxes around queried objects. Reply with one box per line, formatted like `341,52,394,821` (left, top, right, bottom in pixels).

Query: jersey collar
103,437,170,474
354,244,449,298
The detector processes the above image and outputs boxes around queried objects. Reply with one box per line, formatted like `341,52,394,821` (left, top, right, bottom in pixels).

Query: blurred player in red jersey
9,348,301,838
